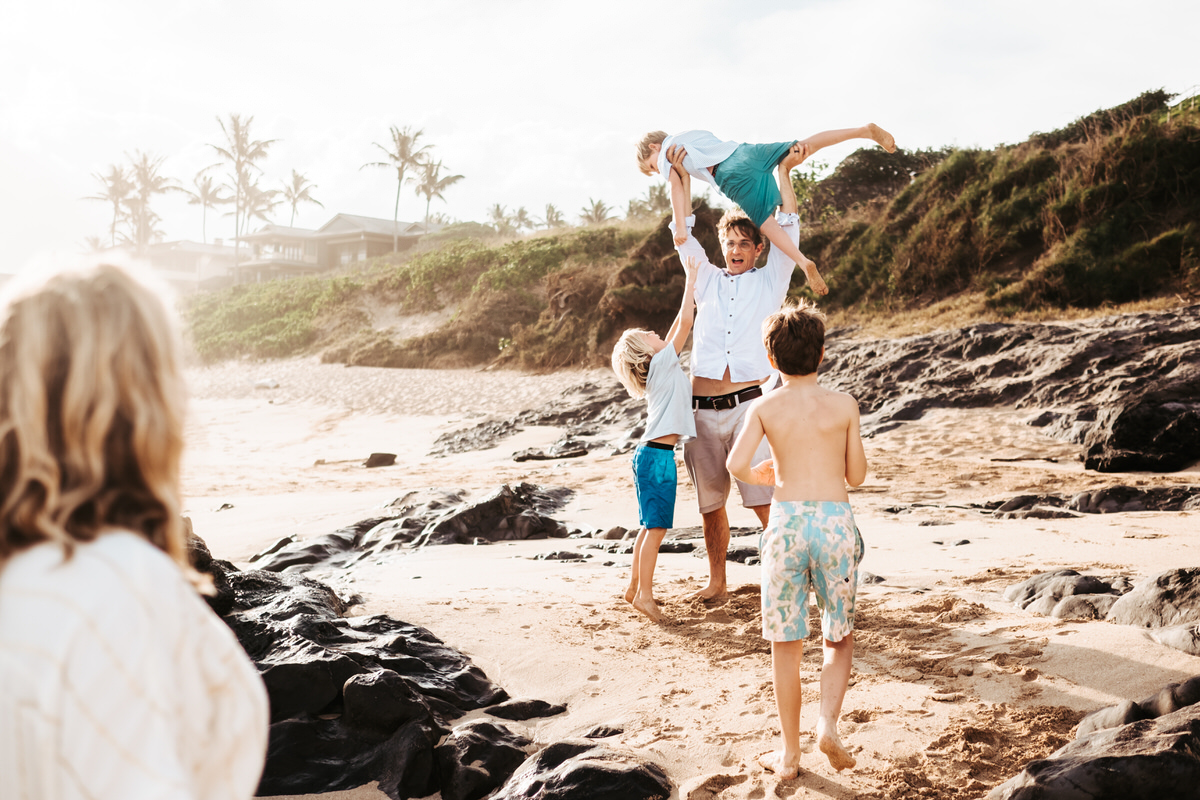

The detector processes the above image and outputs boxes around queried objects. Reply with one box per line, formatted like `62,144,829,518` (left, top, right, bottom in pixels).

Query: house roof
316,213,424,238
237,224,319,242
148,240,237,255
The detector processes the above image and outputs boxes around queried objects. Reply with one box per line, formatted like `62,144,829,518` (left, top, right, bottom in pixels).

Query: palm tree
408,159,463,232
281,169,323,228
488,203,516,236
511,206,535,233
209,114,276,273
579,198,617,226
84,164,132,247
182,171,231,244
239,180,281,231
643,184,671,217
540,204,566,229
82,235,107,253
362,125,431,251
124,150,176,256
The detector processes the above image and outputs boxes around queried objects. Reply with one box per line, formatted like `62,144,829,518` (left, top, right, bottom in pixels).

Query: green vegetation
185,89,1200,369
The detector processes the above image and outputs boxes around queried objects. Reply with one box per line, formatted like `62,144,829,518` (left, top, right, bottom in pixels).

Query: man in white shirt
667,144,807,599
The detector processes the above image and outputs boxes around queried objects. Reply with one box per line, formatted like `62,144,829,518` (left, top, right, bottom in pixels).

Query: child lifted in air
611,256,699,622
636,124,896,296
726,301,868,779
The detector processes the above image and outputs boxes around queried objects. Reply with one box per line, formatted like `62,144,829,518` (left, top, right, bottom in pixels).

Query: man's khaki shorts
684,399,773,515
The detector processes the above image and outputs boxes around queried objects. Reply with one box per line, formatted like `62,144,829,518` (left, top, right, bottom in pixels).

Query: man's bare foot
624,582,637,604
690,583,728,601
631,595,663,622
817,720,856,771
867,123,896,153
800,259,828,296
757,750,801,780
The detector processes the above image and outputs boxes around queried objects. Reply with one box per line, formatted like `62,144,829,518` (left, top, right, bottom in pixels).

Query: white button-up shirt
671,212,801,383
656,130,740,192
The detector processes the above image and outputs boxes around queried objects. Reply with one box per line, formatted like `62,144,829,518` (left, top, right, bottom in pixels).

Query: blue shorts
632,443,677,530
760,501,864,643
713,141,797,226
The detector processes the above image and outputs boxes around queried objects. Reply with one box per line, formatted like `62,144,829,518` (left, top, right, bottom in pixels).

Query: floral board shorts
760,501,864,643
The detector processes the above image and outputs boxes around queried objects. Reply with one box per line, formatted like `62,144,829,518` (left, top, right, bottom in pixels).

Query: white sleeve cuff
776,212,800,226
668,214,696,234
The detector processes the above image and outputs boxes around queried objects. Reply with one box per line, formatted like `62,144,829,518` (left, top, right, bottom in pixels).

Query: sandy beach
182,357,1200,800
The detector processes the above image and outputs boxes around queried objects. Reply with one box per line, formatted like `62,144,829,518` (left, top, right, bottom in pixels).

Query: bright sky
1,0,1196,273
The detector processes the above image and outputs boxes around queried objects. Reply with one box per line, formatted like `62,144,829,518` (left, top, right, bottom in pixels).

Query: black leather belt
693,385,763,411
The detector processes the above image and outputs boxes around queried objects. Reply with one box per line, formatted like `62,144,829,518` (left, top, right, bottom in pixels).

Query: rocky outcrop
989,678,1200,800
820,305,1200,472
433,306,1200,472
1003,569,1133,620
430,381,641,457
250,483,574,572
1005,569,1200,656
490,741,671,800
190,535,669,799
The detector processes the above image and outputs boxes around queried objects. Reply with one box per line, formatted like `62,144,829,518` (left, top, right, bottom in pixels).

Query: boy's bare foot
757,750,801,780
867,123,896,153
816,719,856,771
632,595,663,622
800,259,828,296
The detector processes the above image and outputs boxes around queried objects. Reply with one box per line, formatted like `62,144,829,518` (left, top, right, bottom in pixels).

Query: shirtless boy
727,302,868,778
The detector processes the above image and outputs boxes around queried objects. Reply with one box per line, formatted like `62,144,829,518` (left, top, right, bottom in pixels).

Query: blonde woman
0,263,268,800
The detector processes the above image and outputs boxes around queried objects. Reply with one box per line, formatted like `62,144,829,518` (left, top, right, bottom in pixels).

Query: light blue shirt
642,343,697,444
656,130,740,192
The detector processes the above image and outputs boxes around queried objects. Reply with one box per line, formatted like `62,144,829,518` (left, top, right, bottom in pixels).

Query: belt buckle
712,394,736,411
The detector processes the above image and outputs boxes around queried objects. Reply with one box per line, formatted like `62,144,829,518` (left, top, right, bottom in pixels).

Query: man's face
721,228,764,275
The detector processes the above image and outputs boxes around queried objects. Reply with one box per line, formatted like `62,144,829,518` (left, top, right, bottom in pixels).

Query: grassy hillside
184,89,1200,369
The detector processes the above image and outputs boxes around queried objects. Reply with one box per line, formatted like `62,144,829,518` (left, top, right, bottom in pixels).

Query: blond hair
0,263,188,570
611,329,656,398
636,131,668,176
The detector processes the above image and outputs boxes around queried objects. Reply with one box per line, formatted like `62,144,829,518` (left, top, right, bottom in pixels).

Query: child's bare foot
800,258,828,296
632,595,663,622
757,750,801,780
816,719,856,771
867,123,896,153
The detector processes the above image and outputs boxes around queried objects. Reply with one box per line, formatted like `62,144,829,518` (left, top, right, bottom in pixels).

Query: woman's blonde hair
0,263,188,569
611,329,656,398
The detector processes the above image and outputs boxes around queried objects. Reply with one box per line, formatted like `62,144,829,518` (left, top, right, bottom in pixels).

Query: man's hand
750,458,776,486
666,144,688,174
780,142,809,172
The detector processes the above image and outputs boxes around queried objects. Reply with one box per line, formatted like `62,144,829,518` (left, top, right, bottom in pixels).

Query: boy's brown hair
717,209,763,248
763,301,826,376
636,131,668,175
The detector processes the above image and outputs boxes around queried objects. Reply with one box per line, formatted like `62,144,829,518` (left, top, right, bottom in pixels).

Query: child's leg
625,527,646,604
632,526,667,621
796,124,896,163
759,217,828,296
758,638,808,779
816,633,856,771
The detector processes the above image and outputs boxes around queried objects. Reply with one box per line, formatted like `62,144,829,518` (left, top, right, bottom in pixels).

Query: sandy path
182,357,1200,800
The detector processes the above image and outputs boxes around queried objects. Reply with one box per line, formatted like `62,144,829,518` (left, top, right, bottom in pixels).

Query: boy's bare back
744,379,866,503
